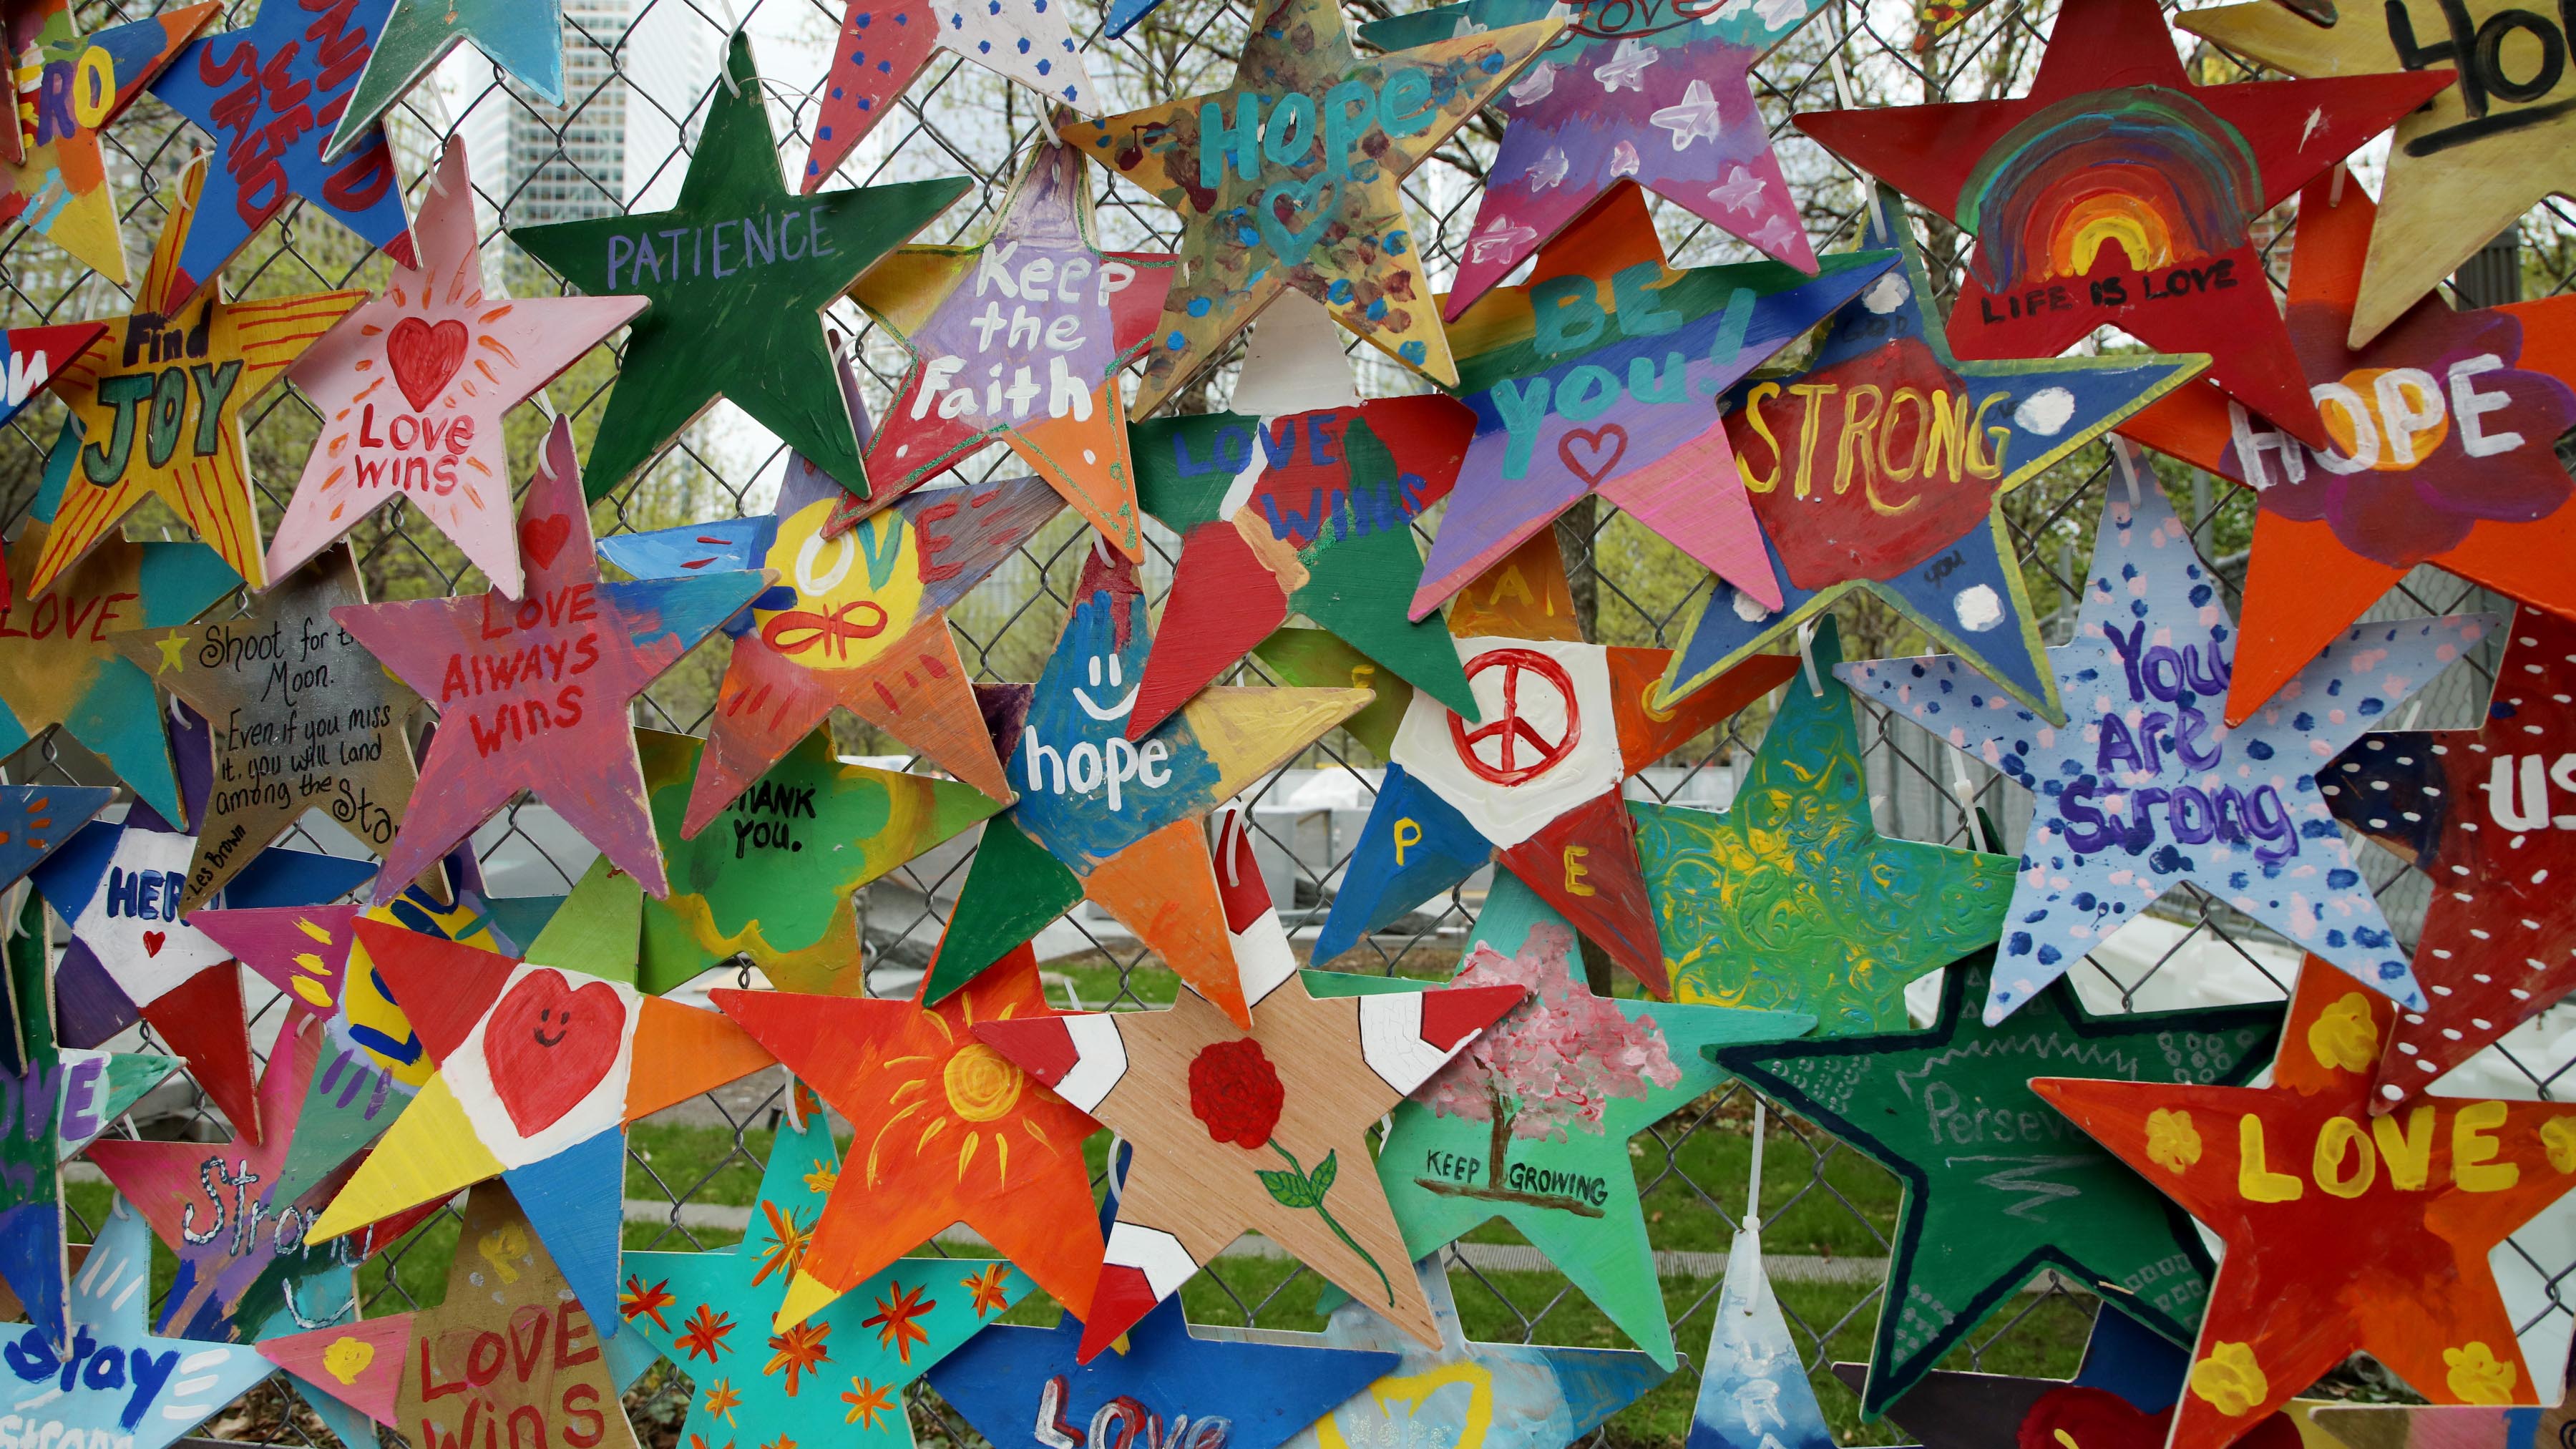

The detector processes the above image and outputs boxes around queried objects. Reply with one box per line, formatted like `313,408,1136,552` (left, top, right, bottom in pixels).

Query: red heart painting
2017,1387,2303,1449
484,969,626,1138
1558,425,1629,487
384,316,470,413
140,930,165,957
518,514,572,572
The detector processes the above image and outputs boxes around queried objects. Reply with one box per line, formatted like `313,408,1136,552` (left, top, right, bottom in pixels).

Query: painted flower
2306,993,2380,1074
2265,302,2576,567
1188,1038,1285,1148
841,1377,896,1429
621,1274,675,1331
2190,1341,2268,1416
2145,1108,2202,1175
2444,1342,2519,1405
752,1199,815,1287
2546,1118,2576,1174
865,1280,937,1362
765,1319,833,1396
703,1380,743,1425
962,1262,1013,1317
680,1303,737,1362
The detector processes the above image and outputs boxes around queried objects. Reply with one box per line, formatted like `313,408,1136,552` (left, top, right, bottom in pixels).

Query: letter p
1392,817,1421,867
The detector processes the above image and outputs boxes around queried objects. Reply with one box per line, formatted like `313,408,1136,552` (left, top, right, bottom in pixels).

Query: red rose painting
1188,1039,1285,1148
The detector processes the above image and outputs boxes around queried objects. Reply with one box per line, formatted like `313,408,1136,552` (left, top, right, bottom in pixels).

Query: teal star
1715,952,2283,1415
1307,874,1808,1368
1634,615,2017,1035
328,0,567,160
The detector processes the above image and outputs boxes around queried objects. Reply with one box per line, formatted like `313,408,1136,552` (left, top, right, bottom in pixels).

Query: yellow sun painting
863,971,1064,1191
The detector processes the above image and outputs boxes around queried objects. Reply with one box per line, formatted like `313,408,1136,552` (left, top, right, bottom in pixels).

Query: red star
2120,171,2576,723
1793,0,2448,450
2034,962,2576,1449
2318,610,2576,1113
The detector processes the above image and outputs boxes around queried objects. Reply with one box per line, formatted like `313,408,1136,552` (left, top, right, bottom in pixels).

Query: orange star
703,1382,743,1425
622,1276,676,1332
751,1200,814,1288
713,946,1103,1330
962,1264,1012,1318
681,1304,738,1363
2034,960,2576,1449
763,1322,832,1396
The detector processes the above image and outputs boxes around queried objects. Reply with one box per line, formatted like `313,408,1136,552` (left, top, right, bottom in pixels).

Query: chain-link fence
6,0,2576,1445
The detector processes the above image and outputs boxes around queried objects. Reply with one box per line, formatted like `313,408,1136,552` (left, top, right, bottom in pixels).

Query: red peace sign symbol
1449,648,1581,786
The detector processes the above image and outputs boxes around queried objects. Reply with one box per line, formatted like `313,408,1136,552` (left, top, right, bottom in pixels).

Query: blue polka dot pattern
1839,478,2489,1027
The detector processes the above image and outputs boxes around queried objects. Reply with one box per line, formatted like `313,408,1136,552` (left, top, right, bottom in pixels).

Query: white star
1527,146,1571,192
1752,213,1807,253
1708,165,1768,215
1592,38,1657,92
1609,140,1640,177
1507,60,1558,105
1651,79,1726,150
1468,215,1542,263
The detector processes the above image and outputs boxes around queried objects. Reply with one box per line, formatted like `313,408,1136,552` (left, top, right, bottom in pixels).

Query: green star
512,32,968,501
1714,952,2283,1417
328,0,570,161
1306,874,1808,1369
1632,615,2016,1035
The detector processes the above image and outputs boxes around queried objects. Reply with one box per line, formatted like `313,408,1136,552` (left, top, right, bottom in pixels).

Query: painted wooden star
1662,186,2206,722
0,892,180,1355
1842,461,2485,1025
2034,960,2576,1449
1792,0,2449,450
1128,294,1480,739
925,1163,1398,1449
87,1012,429,1343
2176,1,2575,349
108,547,419,913
307,916,779,1330
328,0,567,160
0,1194,276,1445
512,33,967,502
2118,172,2576,725
0,326,102,440
714,946,1104,1329
618,1087,1032,1448
1715,947,2282,1415
803,4,1101,192
2316,609,2576,1113
31,792,376,1143
1307,873,1810,1368
329,416,766,904
265,1184,644,1449
1197,1253,1668,1449
849,142,1172,557
187,856,565,1212
0,1,220,288
1311,573,1796,996
974,927,1523,1360
274,138,648,600
599,465,1058,816
1360,0,1831,318
919,545,1369,1025
0,518,235,828
1411,186,1892,626
148,0,417,306
1062,0,1562,414
633,726,1002,995
1634,616,2017,1034
32,155,366,596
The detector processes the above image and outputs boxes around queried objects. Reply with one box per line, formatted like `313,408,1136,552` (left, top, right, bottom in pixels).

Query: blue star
150,0,416,303
1841,468,2490,1024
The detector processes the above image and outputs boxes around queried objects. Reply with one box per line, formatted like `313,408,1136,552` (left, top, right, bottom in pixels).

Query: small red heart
140,931,165,957
1557,424,1629,487
484,970,625,1138
384,316,470,412
2019,1387,2302,1449
519,514,572,572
